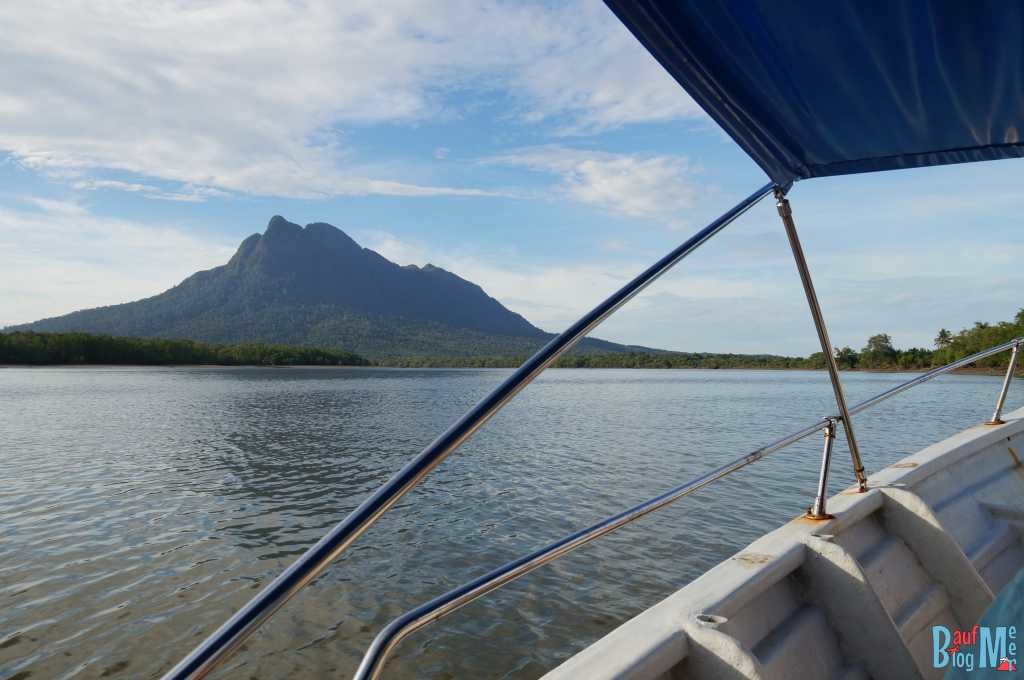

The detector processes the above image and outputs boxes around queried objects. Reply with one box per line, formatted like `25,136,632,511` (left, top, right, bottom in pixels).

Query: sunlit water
1,367,1019,680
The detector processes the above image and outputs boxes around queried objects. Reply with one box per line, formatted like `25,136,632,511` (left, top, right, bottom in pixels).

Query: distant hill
8,216,655,359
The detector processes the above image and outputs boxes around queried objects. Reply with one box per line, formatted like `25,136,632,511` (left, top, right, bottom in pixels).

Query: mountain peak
258,217,361,252
265,215,302,236
304,221,361,251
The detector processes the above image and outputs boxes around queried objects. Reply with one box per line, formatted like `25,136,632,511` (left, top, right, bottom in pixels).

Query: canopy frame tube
160,182,775,680
774,186,868,493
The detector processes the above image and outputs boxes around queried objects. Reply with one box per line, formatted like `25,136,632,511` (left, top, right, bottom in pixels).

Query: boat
162,3,1024,679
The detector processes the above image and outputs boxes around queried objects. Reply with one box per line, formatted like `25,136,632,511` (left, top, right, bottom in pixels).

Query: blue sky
1,1,1022,355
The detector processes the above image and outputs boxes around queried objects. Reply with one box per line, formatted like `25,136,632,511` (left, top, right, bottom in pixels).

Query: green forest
0,331,370,366
2,308,1021,370
805,308,1024,371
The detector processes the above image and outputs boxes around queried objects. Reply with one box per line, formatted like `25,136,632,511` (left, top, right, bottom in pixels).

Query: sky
1,0,1022,355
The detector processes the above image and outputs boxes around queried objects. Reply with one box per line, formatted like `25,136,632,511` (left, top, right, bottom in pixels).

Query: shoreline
0,363,1014,375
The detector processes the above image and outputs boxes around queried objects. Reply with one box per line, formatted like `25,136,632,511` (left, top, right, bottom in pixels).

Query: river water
1,366,1018,680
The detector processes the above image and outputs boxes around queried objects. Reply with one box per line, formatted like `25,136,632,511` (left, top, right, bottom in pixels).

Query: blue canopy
604,0,1024,186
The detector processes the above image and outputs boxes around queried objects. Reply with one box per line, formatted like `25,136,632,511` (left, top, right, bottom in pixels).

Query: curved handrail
160,182,776,680
353,419,830,680
353,337,1023,680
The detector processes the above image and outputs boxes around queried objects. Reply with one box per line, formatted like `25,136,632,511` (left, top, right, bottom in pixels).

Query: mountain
9,217,648,359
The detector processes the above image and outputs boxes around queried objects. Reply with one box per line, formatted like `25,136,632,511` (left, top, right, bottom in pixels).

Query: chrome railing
352,336,1023,680
161,177,1020,680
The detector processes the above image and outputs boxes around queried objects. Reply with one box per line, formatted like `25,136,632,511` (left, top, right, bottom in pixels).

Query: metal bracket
806,418,837,519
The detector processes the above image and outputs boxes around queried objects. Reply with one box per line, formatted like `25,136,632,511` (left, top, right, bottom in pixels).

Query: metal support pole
774,186,868,492
986,341,1020,425
807,419,836,519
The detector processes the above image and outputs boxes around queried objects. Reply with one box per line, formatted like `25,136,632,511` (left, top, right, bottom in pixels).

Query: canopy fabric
604,0,1024,186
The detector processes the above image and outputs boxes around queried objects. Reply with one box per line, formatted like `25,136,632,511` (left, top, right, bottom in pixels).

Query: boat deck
544,407,1024,680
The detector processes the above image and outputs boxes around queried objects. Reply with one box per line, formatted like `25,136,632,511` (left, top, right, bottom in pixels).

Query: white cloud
484,146,702,228
0,199,235,326
72,180,230,203
21,197,89,217
0,1,700,200
508,2,702,134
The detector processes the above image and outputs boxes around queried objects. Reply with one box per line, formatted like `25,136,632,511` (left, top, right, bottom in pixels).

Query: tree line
807,308,1024,371
2,309,1021,370
374,352,808,368
0,331,370,366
